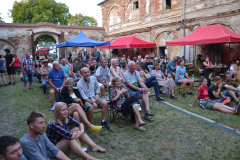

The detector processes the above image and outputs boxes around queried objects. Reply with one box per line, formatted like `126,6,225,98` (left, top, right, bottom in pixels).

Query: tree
68,13,98,27
35,34,56,46
10,0,70,25
0,13,4,23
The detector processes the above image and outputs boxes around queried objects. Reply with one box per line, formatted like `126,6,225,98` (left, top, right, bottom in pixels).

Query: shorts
84,98,104,108
128,89,141,99
14,66,22,73
23,72,33,84
202,100,216,110
222,89,238,97
168,71,175,75
0,70,4,73
7,67,14,75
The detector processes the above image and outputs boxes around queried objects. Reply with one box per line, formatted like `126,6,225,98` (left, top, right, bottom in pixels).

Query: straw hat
42,59,48,63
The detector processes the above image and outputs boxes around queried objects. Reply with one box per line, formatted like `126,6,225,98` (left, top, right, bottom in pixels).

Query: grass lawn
0,76,240,160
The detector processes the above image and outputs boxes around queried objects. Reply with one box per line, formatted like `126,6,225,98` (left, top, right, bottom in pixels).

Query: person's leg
78,132,106,153
49,89,56,105
23,73,28,91
42,80,47,94
132,105,143,127
0,73,2,85
187,79,194,92
69,139,100,160
28,72,33,89
56,138,70,153
145,76,160,97
178,79,187,93
228,90,239,103
100,100,108,121
141,93,150,113
72,111,80,122
86,106,93,123
68,103,92,128
101,85,106,97
213,103,234,114
13,73,16,84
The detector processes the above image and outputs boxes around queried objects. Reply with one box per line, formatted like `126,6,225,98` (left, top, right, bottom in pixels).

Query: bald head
81,67,90,80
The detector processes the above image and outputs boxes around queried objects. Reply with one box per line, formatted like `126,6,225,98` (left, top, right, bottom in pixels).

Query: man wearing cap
4,49,14,85
40,59,52,94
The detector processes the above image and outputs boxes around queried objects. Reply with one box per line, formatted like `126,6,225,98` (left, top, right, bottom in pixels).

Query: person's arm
176,70,183,80
184,72,190,79
189,91,200,106
170,65,176,70
9,58,15,67
110,88,122,101
203,61,209,67
224,84,239,91
212,84,221,98
55,151,70,160
110,68,117,77
40,68,48,76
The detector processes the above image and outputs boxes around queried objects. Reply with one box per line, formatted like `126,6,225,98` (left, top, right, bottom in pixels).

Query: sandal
144,115,154,122
139,121,146,126
171,94,178,99
134,126,146,132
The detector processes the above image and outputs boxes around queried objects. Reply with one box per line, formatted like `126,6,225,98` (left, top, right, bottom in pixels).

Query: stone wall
99,0,240,61
0,22,107,59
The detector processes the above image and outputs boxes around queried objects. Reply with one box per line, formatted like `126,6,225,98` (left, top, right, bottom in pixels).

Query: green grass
0,76,240,160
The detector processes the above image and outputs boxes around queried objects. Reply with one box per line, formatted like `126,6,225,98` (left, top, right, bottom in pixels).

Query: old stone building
99,0,240,64
0,22,106,58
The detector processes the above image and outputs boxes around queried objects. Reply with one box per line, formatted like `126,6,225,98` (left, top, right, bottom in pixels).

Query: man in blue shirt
167,56,177,76
48,61,66,106
59,58,70,77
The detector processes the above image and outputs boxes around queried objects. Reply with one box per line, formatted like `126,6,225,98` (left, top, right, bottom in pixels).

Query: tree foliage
35,34,56,46
11,0,70,25
0,13,4,23
68,13,98,27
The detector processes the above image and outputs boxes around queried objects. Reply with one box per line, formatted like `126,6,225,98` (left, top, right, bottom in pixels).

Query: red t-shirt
197,85,208,99
13,58,21,67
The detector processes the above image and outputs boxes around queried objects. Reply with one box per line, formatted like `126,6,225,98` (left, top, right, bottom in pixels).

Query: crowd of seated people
3,49,240,160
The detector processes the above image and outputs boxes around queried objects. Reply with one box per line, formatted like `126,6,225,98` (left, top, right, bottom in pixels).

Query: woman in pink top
12,53,23,83
189,78,238,114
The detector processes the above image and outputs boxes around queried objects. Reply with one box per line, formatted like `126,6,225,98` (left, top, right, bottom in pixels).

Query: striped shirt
21,58,34,72
77,76,100,102
46,116,81,145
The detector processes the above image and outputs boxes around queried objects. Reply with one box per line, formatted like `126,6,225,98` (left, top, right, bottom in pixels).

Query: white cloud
0,0,103,26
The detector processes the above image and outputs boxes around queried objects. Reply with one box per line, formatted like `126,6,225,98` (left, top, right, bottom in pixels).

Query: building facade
99,0,240,64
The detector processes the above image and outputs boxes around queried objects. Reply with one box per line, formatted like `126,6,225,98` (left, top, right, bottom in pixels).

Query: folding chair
108,100,129,128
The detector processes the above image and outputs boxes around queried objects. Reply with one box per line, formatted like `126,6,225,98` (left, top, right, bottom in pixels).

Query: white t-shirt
70,92,77,99
109,66,121,84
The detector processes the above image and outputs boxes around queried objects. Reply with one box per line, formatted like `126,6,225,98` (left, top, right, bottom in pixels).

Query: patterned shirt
40,66,52,80
109,86,127,111
46,116,81,145
77,76,100,102
21,58,34,72
96,66,110,83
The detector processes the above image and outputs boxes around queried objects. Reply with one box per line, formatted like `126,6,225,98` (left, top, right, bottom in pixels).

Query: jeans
42,79,48,88
145,76,160,97
23,72,33,84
